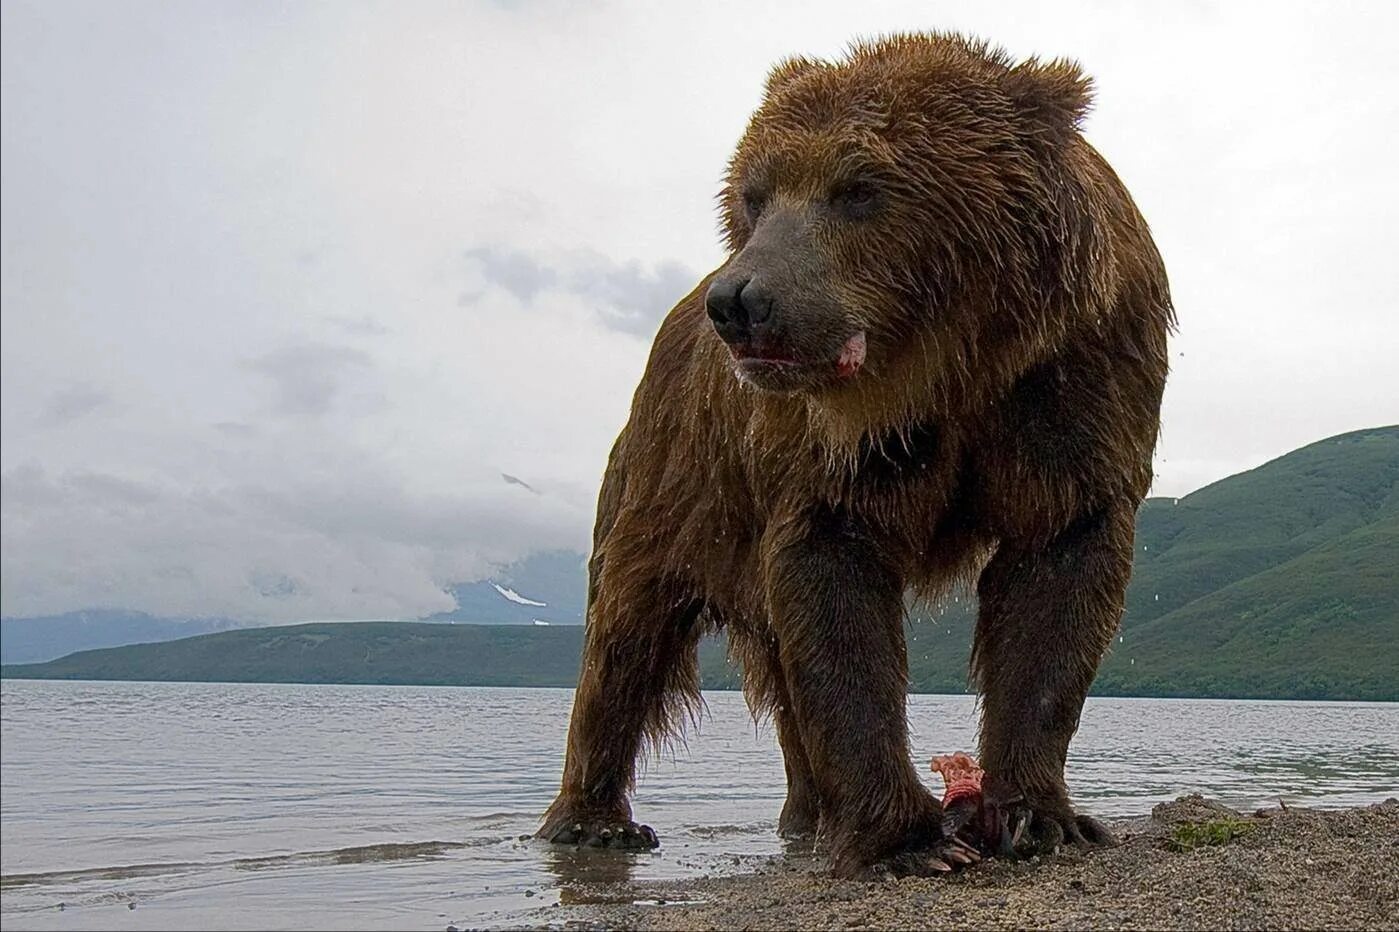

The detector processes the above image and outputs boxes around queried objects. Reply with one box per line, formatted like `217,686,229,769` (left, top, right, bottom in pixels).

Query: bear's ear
1003,57,1094,137
764,55,822,96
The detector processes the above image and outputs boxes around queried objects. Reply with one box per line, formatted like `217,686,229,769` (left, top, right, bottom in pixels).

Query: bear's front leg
766,506,979,877
538,567,706,851
972,506,1132,856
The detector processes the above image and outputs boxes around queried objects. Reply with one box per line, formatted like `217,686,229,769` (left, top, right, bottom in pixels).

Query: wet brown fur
539,32,1173,877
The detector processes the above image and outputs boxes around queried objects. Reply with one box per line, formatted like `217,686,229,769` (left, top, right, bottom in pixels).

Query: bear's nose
705,275,774,343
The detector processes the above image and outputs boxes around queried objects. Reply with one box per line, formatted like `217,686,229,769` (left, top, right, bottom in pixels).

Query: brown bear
538,32,1172,878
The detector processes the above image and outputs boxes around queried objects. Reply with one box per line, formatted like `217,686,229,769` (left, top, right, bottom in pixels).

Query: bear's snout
705,273,776,347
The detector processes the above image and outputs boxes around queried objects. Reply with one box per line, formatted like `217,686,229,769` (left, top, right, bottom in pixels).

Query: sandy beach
531,796,1399,931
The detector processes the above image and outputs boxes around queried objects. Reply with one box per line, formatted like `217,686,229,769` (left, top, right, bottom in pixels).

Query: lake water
2,681,1396,930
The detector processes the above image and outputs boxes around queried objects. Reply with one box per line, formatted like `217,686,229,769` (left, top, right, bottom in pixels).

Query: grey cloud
41,384,110,426
1,462,592,622
465,246,699,336
212,421,258,438
66,471,160,507
325,315,390,337
244,343,372,418
571,257,698,336
250,570,300,600
464,246,558,304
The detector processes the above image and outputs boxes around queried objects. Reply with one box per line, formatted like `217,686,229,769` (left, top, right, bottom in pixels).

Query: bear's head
707,33,1099,396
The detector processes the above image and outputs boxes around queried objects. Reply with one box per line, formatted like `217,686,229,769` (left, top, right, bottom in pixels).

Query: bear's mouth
729,330,866,390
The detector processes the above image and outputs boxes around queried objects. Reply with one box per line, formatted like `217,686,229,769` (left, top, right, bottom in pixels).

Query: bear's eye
831,182,879,218
742,190,767,223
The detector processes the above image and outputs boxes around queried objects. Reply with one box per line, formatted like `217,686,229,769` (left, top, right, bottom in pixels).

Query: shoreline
4,677,1395,706
530,796,1399,931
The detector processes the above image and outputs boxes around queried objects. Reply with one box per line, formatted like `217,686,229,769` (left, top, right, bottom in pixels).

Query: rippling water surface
2,680,1396,930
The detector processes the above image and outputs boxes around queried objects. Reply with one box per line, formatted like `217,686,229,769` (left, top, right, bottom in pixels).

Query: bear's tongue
836,331,866,378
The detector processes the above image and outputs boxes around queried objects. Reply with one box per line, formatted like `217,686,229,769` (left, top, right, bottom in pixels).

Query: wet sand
533,796,1399,931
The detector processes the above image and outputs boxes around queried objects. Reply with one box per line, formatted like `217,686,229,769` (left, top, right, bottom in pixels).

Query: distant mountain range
4,426,1397,700
0,611,247,666
0,550,587,665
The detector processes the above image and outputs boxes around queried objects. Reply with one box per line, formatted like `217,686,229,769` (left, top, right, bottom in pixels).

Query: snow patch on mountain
492,583,547,607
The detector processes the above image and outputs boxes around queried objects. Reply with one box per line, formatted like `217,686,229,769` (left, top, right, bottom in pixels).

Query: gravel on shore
533,796,1399,931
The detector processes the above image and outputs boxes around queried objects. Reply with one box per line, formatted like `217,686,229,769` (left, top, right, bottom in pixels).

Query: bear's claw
869,836,981,879
544,819,659,850
984,801,1118,858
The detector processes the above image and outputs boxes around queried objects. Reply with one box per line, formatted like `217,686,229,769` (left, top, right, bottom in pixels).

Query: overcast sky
2,1,1396,623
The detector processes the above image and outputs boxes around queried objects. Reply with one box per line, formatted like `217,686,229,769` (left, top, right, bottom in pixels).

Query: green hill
1122,425,1398,627
5,427,1396,700
0,621,737,691
1093,426,1398,699
1095,513,1399,699
2,623,582,688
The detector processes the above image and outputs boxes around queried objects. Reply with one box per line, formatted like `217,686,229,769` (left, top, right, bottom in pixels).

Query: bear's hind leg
772,670,822,839
730,627,822,838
